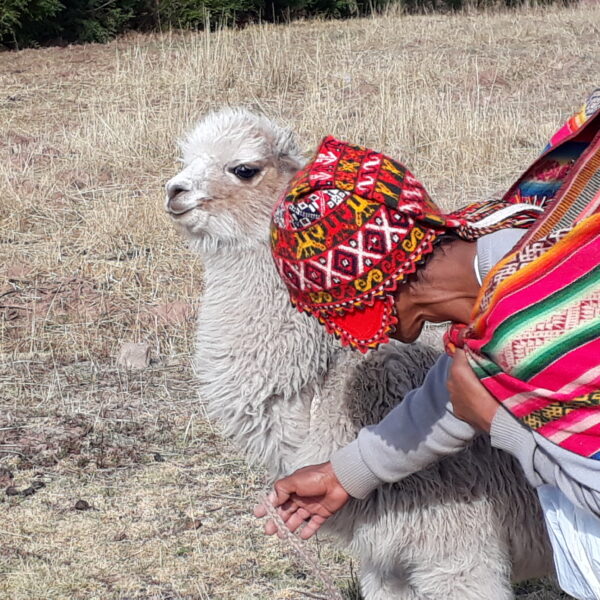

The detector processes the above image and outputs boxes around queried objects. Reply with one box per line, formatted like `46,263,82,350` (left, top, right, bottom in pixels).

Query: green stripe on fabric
468,355,502,379
485,264,600,356
513,316,600,381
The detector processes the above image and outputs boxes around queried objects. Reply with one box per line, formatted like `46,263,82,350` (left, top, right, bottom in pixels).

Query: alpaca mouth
165,192,208,217
168,205,197,217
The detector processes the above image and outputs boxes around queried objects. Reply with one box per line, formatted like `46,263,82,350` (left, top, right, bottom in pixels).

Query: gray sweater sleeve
331,355,477,499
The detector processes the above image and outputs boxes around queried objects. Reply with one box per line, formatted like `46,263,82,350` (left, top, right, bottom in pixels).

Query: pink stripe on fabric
541,409,600,443
502,394,553,417
559,420,600,457
469,236,600,352
480,373,553,416
500,363,600,413
527,338,600,395
502,391,558,414
470,232,600,345
549,122,575,148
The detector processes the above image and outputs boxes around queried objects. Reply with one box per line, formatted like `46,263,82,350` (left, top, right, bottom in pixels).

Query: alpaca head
165,108,304,252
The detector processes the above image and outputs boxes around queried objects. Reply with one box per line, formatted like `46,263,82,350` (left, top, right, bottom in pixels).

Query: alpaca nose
166,179,192,201
165,178,201,215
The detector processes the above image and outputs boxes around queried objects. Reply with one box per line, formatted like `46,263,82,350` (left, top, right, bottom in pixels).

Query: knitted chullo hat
270,136,543,353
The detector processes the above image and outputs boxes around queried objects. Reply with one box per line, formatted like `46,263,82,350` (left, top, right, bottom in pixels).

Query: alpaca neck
195,241,336,476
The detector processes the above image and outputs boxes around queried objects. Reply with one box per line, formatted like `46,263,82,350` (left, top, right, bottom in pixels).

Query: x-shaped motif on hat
336,230,390,275
278,258,314,292
364,210,409,250
305,251,354,290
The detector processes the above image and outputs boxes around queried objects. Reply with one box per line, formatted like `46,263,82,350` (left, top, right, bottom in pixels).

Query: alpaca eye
232,165,260,180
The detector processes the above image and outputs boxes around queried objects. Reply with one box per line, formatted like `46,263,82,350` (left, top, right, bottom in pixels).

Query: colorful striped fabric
460,92,600,460
544,89,600,151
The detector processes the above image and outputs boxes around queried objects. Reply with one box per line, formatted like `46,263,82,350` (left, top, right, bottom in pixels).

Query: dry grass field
1,4,599,599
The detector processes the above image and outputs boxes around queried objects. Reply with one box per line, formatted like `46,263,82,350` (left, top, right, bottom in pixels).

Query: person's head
270,137,467,352
270,136,540,352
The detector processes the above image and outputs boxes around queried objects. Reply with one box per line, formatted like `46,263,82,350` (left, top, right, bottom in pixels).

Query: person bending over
256,90,600,598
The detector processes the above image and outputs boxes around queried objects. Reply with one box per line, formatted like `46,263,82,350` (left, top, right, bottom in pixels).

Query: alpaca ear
274,127,305,173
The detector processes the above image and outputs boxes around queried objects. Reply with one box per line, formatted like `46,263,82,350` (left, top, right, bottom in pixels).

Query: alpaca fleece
166,108,555,600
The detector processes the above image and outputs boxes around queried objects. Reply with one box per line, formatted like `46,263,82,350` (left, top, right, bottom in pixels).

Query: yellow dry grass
1,4,599,599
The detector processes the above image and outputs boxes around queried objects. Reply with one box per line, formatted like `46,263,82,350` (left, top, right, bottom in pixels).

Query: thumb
252,483,291,518
271,478,293,508
453,348,468,367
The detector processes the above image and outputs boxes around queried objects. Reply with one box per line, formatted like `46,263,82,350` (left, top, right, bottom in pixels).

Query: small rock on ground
117,342,152,369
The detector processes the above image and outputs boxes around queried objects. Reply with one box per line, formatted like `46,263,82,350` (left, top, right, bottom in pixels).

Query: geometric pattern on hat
270,136,458,352
270,136,549,353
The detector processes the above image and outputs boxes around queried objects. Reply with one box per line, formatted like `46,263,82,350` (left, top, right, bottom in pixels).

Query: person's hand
253,461,350,540
447,349,499,433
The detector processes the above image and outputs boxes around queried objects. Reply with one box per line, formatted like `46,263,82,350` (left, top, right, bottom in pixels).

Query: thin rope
257,492,345,600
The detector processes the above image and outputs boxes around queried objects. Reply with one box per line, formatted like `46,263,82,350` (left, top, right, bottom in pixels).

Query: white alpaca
165,108,554,600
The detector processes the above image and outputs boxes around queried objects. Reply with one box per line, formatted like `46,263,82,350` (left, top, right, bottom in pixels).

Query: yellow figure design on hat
374,181,397,203
402,226,425,252
337,180,355,192
294,228,327,259
347,195,378,228
338,159,361,173
287,181,311,201
309,291,333,304
354,269,384,292
382,158,404,177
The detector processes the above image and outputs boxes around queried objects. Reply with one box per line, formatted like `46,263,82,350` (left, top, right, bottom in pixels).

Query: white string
473,254,483,286
257,492,345,600
467,203,544,229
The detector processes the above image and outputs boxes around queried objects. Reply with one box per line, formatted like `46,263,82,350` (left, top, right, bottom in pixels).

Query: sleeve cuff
490,406,542,486
330,440,382,500
490,406,530,454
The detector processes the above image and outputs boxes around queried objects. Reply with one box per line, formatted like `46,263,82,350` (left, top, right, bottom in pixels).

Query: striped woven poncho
456,91,600,460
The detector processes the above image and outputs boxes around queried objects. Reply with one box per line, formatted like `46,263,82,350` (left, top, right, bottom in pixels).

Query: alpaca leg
359,561,429,600
407,562,514,600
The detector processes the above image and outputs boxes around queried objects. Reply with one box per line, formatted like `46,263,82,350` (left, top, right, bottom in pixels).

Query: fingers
264,506,323,539
263,501,307,536
299,514,326,539
253,483,293,519
448,348,466,378
253,502,267,518
448,349,468,392
258,500,313,537
277,499,298,522
264,518,280,536
453,348,467,366
254,463,338,539
280,507,311,535
256,497,300,536
272,480,292,507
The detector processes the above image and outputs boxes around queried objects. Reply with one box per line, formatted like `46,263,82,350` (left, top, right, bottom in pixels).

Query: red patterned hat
270,136,545,352
270,136,465,352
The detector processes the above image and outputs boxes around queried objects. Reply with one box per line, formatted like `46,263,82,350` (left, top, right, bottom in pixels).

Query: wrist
479,401,500,433
323,462,350,499
330,440,382,500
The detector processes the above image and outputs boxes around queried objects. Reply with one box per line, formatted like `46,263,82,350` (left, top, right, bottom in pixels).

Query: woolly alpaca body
166,108,554,599
195,244,552,600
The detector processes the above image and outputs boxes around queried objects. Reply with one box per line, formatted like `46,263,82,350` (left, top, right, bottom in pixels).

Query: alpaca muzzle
165,189,207,216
